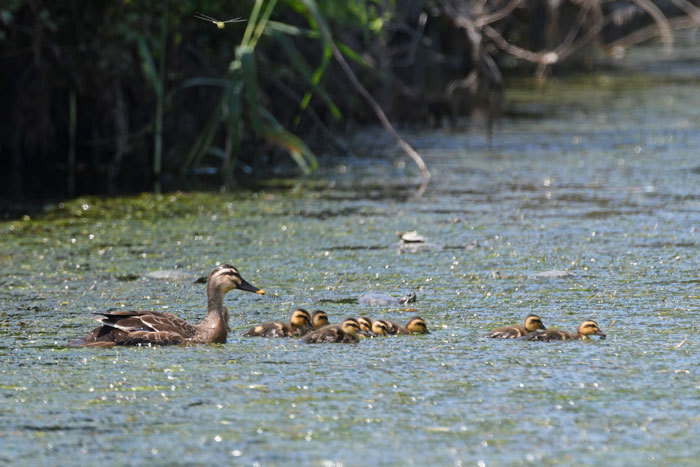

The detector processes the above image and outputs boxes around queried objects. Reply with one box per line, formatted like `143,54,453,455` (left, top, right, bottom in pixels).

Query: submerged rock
359,292,417,306
530,269,577,278
397,242,443,253
144,270,198,282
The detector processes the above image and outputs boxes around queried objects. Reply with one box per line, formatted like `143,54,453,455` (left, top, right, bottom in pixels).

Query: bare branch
476,0,522,27
302,1,431,181
604,15,697,52
668,0,700,24
631,0,674,49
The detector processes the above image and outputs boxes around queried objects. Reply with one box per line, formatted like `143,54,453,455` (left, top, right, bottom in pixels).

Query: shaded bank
0,0,697,202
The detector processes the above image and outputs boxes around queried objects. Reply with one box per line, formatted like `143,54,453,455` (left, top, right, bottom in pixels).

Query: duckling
311,310,330,329
357,316,373,333
485,314,546,339
242,309,312,338
384,316,430,335
302,318,365,344
525,320,606,341
371,320,390,336
73,265,263,346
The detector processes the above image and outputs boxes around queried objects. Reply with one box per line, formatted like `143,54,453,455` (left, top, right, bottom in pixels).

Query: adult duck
242,309,312,338
74,264,263,346
524,320,606,341
485,314,546,339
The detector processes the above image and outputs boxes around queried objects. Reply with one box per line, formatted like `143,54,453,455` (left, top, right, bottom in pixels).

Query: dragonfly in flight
194,13,247,29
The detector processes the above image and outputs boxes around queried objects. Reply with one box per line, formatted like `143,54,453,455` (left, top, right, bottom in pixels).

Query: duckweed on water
1,46,700,464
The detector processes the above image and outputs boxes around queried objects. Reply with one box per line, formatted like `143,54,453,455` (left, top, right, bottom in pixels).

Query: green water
1,44,699,465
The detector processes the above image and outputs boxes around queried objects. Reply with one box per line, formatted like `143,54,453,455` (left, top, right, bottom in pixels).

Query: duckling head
311,310,329,328
209,264,264,294
524,314,546,332
340,318,363,336
406,316,429,334
357,316,373,333
579,320,605,339
371,320,389,336
290,309,312,328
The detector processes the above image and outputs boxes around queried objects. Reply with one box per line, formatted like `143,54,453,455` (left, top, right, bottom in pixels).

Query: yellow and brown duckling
371,320,390,336
74,264,264,347
485,314,546,339
357,316,373,333
382,316,430,335
302,318,366,344
242,308,312,338
311,310,330,329
525,320,606,341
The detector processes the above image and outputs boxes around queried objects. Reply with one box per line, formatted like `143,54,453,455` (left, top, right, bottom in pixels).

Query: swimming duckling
525,320,606,341
485,314,546,339
311,310,330,329
357,316,373,333
302,318,365,344
74,265,264,346
371,320,390,336
384,316,430,335
242,308,312,337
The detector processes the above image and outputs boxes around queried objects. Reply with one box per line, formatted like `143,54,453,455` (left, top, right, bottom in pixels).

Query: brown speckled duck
242,308,312,338
485,314,546,339
525,320,606,341
311,310,330,329
302,318,365,344
384,316,430,335
74,265,264,346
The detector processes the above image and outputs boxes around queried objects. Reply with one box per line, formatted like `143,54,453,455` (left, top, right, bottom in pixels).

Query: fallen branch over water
302,0,431,183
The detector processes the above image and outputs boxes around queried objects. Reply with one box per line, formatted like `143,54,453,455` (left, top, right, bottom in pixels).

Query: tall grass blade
236,45,262,136
259,107,317,174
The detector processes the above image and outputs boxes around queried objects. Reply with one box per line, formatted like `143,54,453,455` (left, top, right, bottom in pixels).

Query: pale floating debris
426,426,450,432
398,230,426,243
530,269,577,278
674,337,688,349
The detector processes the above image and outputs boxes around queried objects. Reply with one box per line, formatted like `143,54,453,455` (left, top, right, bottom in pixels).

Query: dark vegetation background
0,0,696,208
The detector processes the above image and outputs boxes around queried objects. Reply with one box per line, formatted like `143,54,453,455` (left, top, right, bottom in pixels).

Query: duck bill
357,330,372,337
238,279,264,294
596,330,606,339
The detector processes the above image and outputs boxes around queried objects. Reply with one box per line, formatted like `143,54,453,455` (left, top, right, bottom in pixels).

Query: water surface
1,42,699,465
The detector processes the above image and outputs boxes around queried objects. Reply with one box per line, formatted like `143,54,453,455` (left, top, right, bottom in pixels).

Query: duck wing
96,310,196,336
242,322,290,337
73,310,195,346
524,329,570,341
302,325,343,343
485,325,526,338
